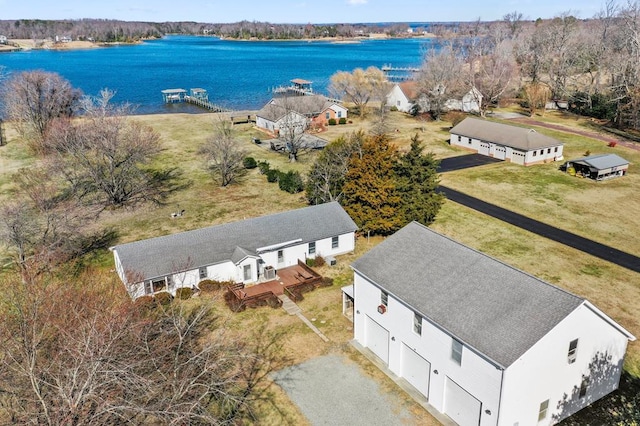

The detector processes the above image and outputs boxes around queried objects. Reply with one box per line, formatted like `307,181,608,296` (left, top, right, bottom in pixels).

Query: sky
0,0,607,23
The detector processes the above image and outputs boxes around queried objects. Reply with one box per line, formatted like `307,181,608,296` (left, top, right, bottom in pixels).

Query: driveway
272,355,414,425
438,153,503,173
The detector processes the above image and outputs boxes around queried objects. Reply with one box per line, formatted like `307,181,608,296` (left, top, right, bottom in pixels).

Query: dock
381,64,420,81
161,88,231,112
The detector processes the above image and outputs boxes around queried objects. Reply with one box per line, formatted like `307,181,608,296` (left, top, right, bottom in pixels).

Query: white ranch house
256,95,348,135
386,82,481,114
450,117,564,165
350,222,634,426
111,202,357,299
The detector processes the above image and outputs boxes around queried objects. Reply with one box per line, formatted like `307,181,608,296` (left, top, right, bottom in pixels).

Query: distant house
450,117,564,165
0,35,7,45
564,154,629,181
256,95,347,135
111,202,357,299
350,222,635,426
386,82,482,114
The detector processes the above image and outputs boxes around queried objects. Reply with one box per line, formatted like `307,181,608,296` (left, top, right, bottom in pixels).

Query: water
0,35,435,114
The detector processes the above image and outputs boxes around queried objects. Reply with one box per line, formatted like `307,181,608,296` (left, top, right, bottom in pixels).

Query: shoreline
0,38,144,53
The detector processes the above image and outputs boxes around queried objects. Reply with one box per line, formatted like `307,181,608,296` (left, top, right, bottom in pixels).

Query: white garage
401,344,430,397
444,378,482,426
365,316,389,364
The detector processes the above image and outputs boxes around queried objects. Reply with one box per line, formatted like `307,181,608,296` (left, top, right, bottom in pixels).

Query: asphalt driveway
438,153,503,173
272,355,413,425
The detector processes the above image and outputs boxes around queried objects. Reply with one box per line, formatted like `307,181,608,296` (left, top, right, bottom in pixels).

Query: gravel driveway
272,355,413,425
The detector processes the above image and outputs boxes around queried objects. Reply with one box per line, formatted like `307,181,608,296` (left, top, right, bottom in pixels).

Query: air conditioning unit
377,304,387,314
326,255,337,266
264,266,276,280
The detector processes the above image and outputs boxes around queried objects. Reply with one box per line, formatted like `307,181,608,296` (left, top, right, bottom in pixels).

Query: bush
199,279,234,293
257,160,270,174
176,287,193,300
338,117,347,124
266,168,280,183
390,105,398,112
134,295,156,310
608,141,617,147
154,291,173,305
243,157,257,169
305,258,315,267
278,170,304,193
328,118,337,125
314,255,326,267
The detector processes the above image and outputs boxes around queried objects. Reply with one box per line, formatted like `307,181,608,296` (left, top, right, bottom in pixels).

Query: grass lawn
0,107,638,421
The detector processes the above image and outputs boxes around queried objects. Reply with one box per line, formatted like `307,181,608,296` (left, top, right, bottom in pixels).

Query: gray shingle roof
351,222,584,368
450,117,563,151
569,153,629,170
257,95,340,121
113,202,357,283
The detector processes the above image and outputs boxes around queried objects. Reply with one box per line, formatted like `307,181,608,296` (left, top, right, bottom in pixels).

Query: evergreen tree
395,134,443,226
342,135,403,235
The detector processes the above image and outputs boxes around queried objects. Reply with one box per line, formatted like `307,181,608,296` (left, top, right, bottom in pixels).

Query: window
540,149,544,155
332,236,339,249
277,250,284,264
397,100,401,107
457,135,461,142
533,151,537,157
325,112,330,120
554,147,559,153
451,339,463,365
538,399,549,421
243,264,251,281
380,290,388,307
579,376,589,398
338,111,342,118
468,137,472,144
199,267,207,279
144,281,153,294
152,278,166,292
547,148,551,154
568,339,578,364
309,241,316,255
413,312,422,335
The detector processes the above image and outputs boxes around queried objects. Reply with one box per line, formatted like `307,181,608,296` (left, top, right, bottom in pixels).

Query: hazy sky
0,0,606,23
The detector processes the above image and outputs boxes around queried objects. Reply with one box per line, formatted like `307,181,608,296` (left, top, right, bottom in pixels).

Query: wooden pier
162,88,231,112
381,64,420,81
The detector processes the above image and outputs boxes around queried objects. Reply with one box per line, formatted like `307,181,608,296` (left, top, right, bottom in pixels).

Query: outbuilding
564,154,629,181
351,222,635,426
450,117,564,165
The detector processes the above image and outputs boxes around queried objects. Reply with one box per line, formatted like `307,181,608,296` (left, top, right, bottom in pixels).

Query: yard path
509,116,640,152
278,294,330,342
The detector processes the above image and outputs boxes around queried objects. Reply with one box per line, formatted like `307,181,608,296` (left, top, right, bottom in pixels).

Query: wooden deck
228,261,323,306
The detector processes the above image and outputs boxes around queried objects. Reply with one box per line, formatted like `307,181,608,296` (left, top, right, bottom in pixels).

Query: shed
565,154,629,180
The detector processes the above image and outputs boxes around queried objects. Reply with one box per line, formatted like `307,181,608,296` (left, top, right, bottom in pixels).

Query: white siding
354,274,502,426
498,303,630,426
449,133,563,166
386,85,413,113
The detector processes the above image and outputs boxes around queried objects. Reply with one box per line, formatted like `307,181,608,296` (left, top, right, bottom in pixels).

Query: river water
0,35,434,114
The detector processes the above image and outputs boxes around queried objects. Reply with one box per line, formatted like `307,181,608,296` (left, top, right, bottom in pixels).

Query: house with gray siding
111,202,357,299
450,117,564,165
351,222,634,426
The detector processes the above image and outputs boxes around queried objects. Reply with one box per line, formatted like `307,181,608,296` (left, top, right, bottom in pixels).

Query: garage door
444,378,482,426
365,316,389,364
401,344,430,397
478,142,490,156
494,146,506,160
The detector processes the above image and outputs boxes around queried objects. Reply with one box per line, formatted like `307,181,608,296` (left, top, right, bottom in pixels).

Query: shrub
338,117,347,124
348,120,353,124
243,156,257,169
608,141,617,147
314,255,326,267
134,295,156,310
257,160,270,174
305,258,315,267
278,170,304,193
154,291,173,305
390,105,398,112
328,118,337,125
198,279,217,293
176,287,193,300
584,150,591,156
266,168,280,183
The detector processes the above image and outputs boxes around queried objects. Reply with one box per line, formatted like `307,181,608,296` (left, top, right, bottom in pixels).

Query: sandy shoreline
0,39,144,52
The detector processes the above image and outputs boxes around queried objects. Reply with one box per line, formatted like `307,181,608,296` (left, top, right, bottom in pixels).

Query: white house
445,87,482,114
386,81,419,113
111,202,357,299
386,82,482,114
351,222,635,426
256,95,347,135
450,117,564,165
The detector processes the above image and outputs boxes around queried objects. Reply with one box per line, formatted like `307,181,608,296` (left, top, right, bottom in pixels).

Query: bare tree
416,45,465,120
45,90,182,209
1,71,80,148
200,119,247,186
330,66,388,116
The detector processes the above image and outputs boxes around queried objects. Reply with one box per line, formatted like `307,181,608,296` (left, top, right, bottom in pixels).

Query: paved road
272,355,414,425
438,186,640,273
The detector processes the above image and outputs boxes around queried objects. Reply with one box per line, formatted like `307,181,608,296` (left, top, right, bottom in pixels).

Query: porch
225,260,325,310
